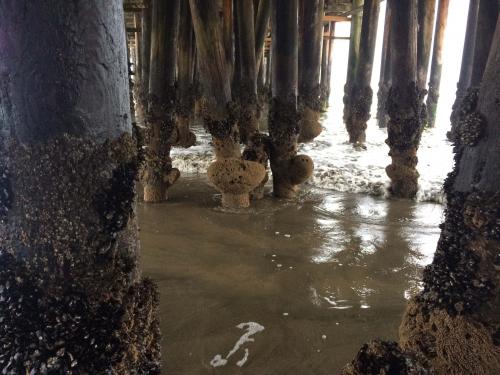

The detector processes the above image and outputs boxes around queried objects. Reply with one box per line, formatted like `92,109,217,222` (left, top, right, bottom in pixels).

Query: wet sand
138,176,443,374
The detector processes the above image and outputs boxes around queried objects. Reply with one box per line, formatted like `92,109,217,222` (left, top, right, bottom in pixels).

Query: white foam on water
210,322,265,368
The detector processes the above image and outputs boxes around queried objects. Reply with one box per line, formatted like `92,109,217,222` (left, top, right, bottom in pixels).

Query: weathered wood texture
140,0,152,94
448,0,480,139
270,0,313,198
345,0,380,144
385,0,422,199
0,0,131,142
255,0,272,72
143,0,181,203
376,0,392,128
416,0,436,90
426,0,450,127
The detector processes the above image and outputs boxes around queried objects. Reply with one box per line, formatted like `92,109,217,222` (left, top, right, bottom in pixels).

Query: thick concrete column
189,0,266,208
298,0,325,143
385,0,423,199
426,0,450,127
142,0,181,203
0,1,160,373
269,0,313,198
400,18,500,374
345,0,381,145
376,1,392,128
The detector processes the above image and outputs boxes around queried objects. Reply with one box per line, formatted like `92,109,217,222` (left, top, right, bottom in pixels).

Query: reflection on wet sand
138,176,443,374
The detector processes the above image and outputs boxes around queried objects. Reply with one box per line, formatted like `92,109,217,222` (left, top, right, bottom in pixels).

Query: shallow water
139,176,444,374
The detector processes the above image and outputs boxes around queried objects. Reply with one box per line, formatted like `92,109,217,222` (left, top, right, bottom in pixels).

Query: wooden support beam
323,15,350,22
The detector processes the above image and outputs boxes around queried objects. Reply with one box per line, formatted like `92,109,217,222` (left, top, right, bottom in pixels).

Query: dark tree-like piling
236,0,259,144
134,13,142,85
320,21,336,109
376,1,392,128
0,0,160,373
416,0,436,90
189,0,266,208
142,0,181,202
137,0,152,120
223,0,234,77
426,0,450,128
399,18,500,374
270,0,314,198
298,0,325,143
255,0,272,75
448,0,497,143
177,0,197,149
448,0,480,139
385,0,424,199
343,0,363,127
345,0,380,145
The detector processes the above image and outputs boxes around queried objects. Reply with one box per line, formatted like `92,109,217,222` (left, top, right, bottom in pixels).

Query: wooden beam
323,15,349,22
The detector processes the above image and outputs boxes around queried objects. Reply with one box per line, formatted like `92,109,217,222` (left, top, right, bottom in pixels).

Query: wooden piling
376,1,392,128
385,0,422,199
298,0,325,143
417,0,436,90
269,0,313,198
448,0,480,139
426,0,450,128
143,0,181,202
344,0,380,145
0,1,160,372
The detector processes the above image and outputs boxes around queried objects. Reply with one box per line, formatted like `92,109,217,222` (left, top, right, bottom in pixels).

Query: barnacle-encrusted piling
298,0,325,143
190,0,265,208
449,0,497,140
376,1,392,128
142,0,181,202
342,340,431,375
385,0,424,199
344,0,380,145
0,1,160,373
269,0,314,199
399,19,500,374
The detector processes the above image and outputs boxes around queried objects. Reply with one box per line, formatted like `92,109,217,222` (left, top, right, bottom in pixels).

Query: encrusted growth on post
399,19,500,374
0,135,161,374
344,0,380,146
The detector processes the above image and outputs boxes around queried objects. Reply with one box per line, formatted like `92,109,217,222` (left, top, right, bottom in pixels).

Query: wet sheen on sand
138,176,443,374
